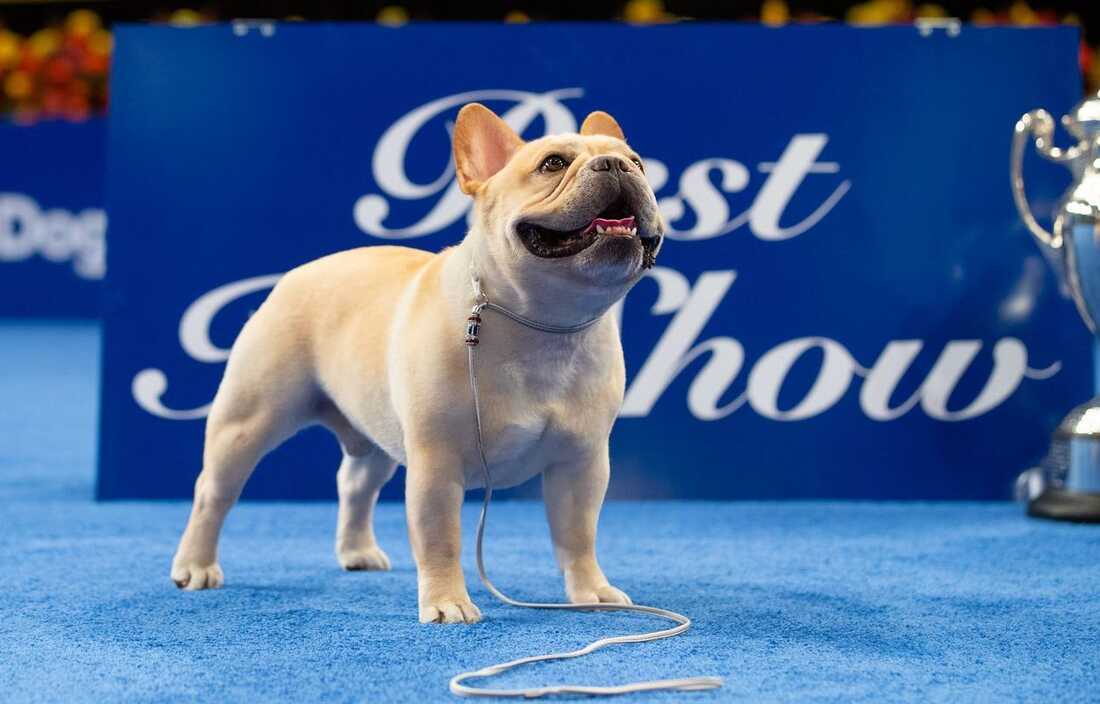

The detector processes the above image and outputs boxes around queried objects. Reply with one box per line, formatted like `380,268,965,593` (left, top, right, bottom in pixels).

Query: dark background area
0,0,1096,25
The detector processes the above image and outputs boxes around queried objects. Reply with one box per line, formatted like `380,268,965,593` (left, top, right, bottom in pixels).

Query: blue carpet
1,321,1098,703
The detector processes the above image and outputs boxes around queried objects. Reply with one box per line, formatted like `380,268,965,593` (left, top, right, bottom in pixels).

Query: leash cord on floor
448,299,723,698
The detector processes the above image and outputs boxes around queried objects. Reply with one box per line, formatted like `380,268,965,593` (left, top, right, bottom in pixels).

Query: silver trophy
1012,90,1100,523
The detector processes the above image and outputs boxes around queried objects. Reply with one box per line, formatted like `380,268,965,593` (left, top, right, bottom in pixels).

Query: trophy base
1028,488,1100,523
1024,396,1100,524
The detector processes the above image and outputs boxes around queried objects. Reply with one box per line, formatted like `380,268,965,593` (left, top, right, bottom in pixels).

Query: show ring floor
1,322,1098,703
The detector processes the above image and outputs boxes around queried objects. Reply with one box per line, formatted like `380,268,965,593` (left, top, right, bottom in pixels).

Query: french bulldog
170,103,664,624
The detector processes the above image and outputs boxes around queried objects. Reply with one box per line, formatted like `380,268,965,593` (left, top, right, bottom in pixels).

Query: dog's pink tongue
583,216,636,235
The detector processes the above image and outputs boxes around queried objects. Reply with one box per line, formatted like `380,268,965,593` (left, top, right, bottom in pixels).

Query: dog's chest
469,349,610,488
472,408,565,489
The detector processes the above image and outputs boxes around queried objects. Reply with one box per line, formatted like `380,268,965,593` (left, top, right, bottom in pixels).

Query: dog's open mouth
516,197,642,259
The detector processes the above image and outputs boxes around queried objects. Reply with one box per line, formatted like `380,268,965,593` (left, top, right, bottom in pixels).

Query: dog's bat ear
452,103,525,195
580,111,625,141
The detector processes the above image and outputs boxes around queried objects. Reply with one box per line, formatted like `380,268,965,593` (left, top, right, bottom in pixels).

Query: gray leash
448,278,723,698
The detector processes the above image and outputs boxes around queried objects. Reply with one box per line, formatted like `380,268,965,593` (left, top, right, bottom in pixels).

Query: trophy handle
1012,110,1083,249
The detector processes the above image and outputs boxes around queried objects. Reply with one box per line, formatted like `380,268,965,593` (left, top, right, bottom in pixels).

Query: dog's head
453,103,663,299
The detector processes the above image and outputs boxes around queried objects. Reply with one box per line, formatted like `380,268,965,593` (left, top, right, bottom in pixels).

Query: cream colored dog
170,103,664,624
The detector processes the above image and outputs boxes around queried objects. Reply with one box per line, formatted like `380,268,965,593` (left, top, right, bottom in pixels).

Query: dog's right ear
452,103,524,195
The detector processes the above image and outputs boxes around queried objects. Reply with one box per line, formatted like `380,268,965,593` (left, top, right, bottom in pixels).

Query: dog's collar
464,274,604,346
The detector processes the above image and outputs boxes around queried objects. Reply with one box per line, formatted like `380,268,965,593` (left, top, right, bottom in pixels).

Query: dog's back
206,245,436,466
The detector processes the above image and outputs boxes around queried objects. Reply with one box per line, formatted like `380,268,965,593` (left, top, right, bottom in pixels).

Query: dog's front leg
543,451,632,605
405,448,482,624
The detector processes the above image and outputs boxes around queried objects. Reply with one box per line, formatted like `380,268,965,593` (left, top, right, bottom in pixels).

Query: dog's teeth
597,225,606,234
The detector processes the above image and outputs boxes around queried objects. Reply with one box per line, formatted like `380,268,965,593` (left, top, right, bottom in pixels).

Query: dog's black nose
589,155,631,173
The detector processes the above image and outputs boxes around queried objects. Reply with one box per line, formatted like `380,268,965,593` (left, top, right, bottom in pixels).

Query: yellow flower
4,70,34,101
169,9,204,26
377,6,409,26
624,0,667,24
27,28,61,59
66,9,102,39
762,0,789,26
0,31,21,70
89,29,113,57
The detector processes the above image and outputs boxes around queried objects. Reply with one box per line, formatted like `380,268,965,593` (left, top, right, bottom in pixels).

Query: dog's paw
419,597,482,624
171,561,224,591
338,545,391,572
569,584,633,606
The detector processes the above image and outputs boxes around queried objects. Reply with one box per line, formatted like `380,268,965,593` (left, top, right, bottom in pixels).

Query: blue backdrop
98,22,1089,501
0,119,105,317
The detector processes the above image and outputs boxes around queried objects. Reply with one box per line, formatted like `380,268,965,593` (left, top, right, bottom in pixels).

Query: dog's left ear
580,111,626,141
453,103,525,195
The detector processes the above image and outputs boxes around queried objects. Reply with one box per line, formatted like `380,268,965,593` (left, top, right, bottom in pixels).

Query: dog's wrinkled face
453,104,663,287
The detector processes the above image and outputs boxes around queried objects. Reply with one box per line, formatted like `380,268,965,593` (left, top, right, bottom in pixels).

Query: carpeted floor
1,321,1098,703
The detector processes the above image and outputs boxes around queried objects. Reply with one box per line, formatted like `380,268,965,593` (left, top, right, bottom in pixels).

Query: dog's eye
539,155,568,173
631,158,644,172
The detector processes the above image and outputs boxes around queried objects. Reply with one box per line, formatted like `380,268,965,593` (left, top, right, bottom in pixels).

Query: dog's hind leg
323,407,398,571
170,304,315,590
171,399,304,590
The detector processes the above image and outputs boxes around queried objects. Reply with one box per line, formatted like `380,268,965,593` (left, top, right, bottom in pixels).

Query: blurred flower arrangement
0,2,1096,124
0,10,110,123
